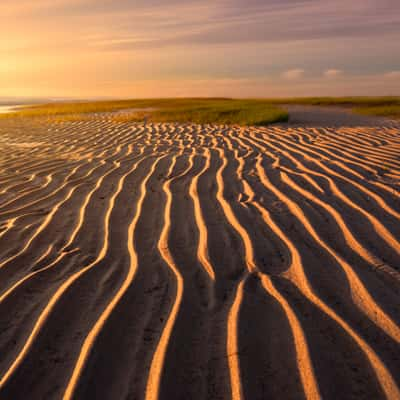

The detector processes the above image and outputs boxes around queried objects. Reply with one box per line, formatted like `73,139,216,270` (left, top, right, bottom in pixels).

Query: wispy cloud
384,71,400,79
1,0,400,97
324,69,343,78
282,69,305,80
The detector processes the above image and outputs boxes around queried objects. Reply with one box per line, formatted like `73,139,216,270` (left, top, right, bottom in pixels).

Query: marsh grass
270,97,400,119
1,97,399,124
267,96,400,107
149,101,288,125
352,105,400,118
0,99,288,126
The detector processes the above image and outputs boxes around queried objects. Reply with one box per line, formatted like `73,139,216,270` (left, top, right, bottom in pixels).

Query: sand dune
0,117,399,399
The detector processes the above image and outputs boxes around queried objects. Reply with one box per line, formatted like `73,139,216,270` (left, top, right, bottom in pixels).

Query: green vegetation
268,97,400,118
149,100,288,125
1,96,399,124
267,96,400,107
352,105,400,118
0,99,288,126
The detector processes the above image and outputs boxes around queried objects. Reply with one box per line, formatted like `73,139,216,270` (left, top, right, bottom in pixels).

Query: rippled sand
0,117,399,399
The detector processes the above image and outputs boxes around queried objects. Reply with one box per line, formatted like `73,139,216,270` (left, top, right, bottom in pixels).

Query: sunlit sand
0,115,399,399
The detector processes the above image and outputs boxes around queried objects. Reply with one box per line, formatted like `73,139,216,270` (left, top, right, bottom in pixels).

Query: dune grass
1,98,289,126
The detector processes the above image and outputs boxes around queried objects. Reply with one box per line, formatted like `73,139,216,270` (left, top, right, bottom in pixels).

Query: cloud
324,69,343,78
5,0,400,50
282,69,305,80
1,0,400,97
384,71,400,79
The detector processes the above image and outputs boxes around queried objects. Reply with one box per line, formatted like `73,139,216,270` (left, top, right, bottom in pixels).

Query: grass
1,97,399,124
149,101,288,125
267,96,400,107
268,97,400,119
0,98,289,126
352,105,400,118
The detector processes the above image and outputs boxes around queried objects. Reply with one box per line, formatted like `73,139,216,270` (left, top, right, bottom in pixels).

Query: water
0,104,29,114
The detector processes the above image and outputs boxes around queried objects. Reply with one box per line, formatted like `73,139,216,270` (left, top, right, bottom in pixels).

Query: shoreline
0,104,31,114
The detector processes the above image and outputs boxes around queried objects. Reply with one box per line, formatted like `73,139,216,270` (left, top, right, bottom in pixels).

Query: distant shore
1,97,399,124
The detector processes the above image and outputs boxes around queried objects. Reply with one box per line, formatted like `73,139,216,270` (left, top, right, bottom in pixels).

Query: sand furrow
248,132,400,256
220,136,321,399
0,119,399,399
254,156,400,398
64,154,164,399
226,127,400,395
269,132,400,220
255,156,400,337
212,140,321,399
188,147,216,281
145,155,184,400
0,151,149,388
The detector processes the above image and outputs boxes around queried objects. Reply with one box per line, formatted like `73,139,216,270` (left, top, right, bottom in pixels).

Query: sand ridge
0,117,399,399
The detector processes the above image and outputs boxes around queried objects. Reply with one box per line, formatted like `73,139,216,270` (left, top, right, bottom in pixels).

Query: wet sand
0,114,399,399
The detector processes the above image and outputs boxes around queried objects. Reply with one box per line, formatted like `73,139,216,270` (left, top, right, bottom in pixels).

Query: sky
1,0,400,98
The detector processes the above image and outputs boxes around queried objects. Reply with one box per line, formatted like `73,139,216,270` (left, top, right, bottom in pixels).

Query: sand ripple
0,118,399,399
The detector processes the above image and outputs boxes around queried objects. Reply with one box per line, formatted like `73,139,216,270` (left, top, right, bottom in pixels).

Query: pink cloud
282,69,304,80
384,71,400,79
323,69,343,78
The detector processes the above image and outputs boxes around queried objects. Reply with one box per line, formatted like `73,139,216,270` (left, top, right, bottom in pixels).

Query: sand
0,114,399,400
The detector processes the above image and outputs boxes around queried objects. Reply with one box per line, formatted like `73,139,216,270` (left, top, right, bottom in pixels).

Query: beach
0,115,399,399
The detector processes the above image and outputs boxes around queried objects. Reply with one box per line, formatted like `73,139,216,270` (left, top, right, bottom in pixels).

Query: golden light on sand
0,112,399,398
